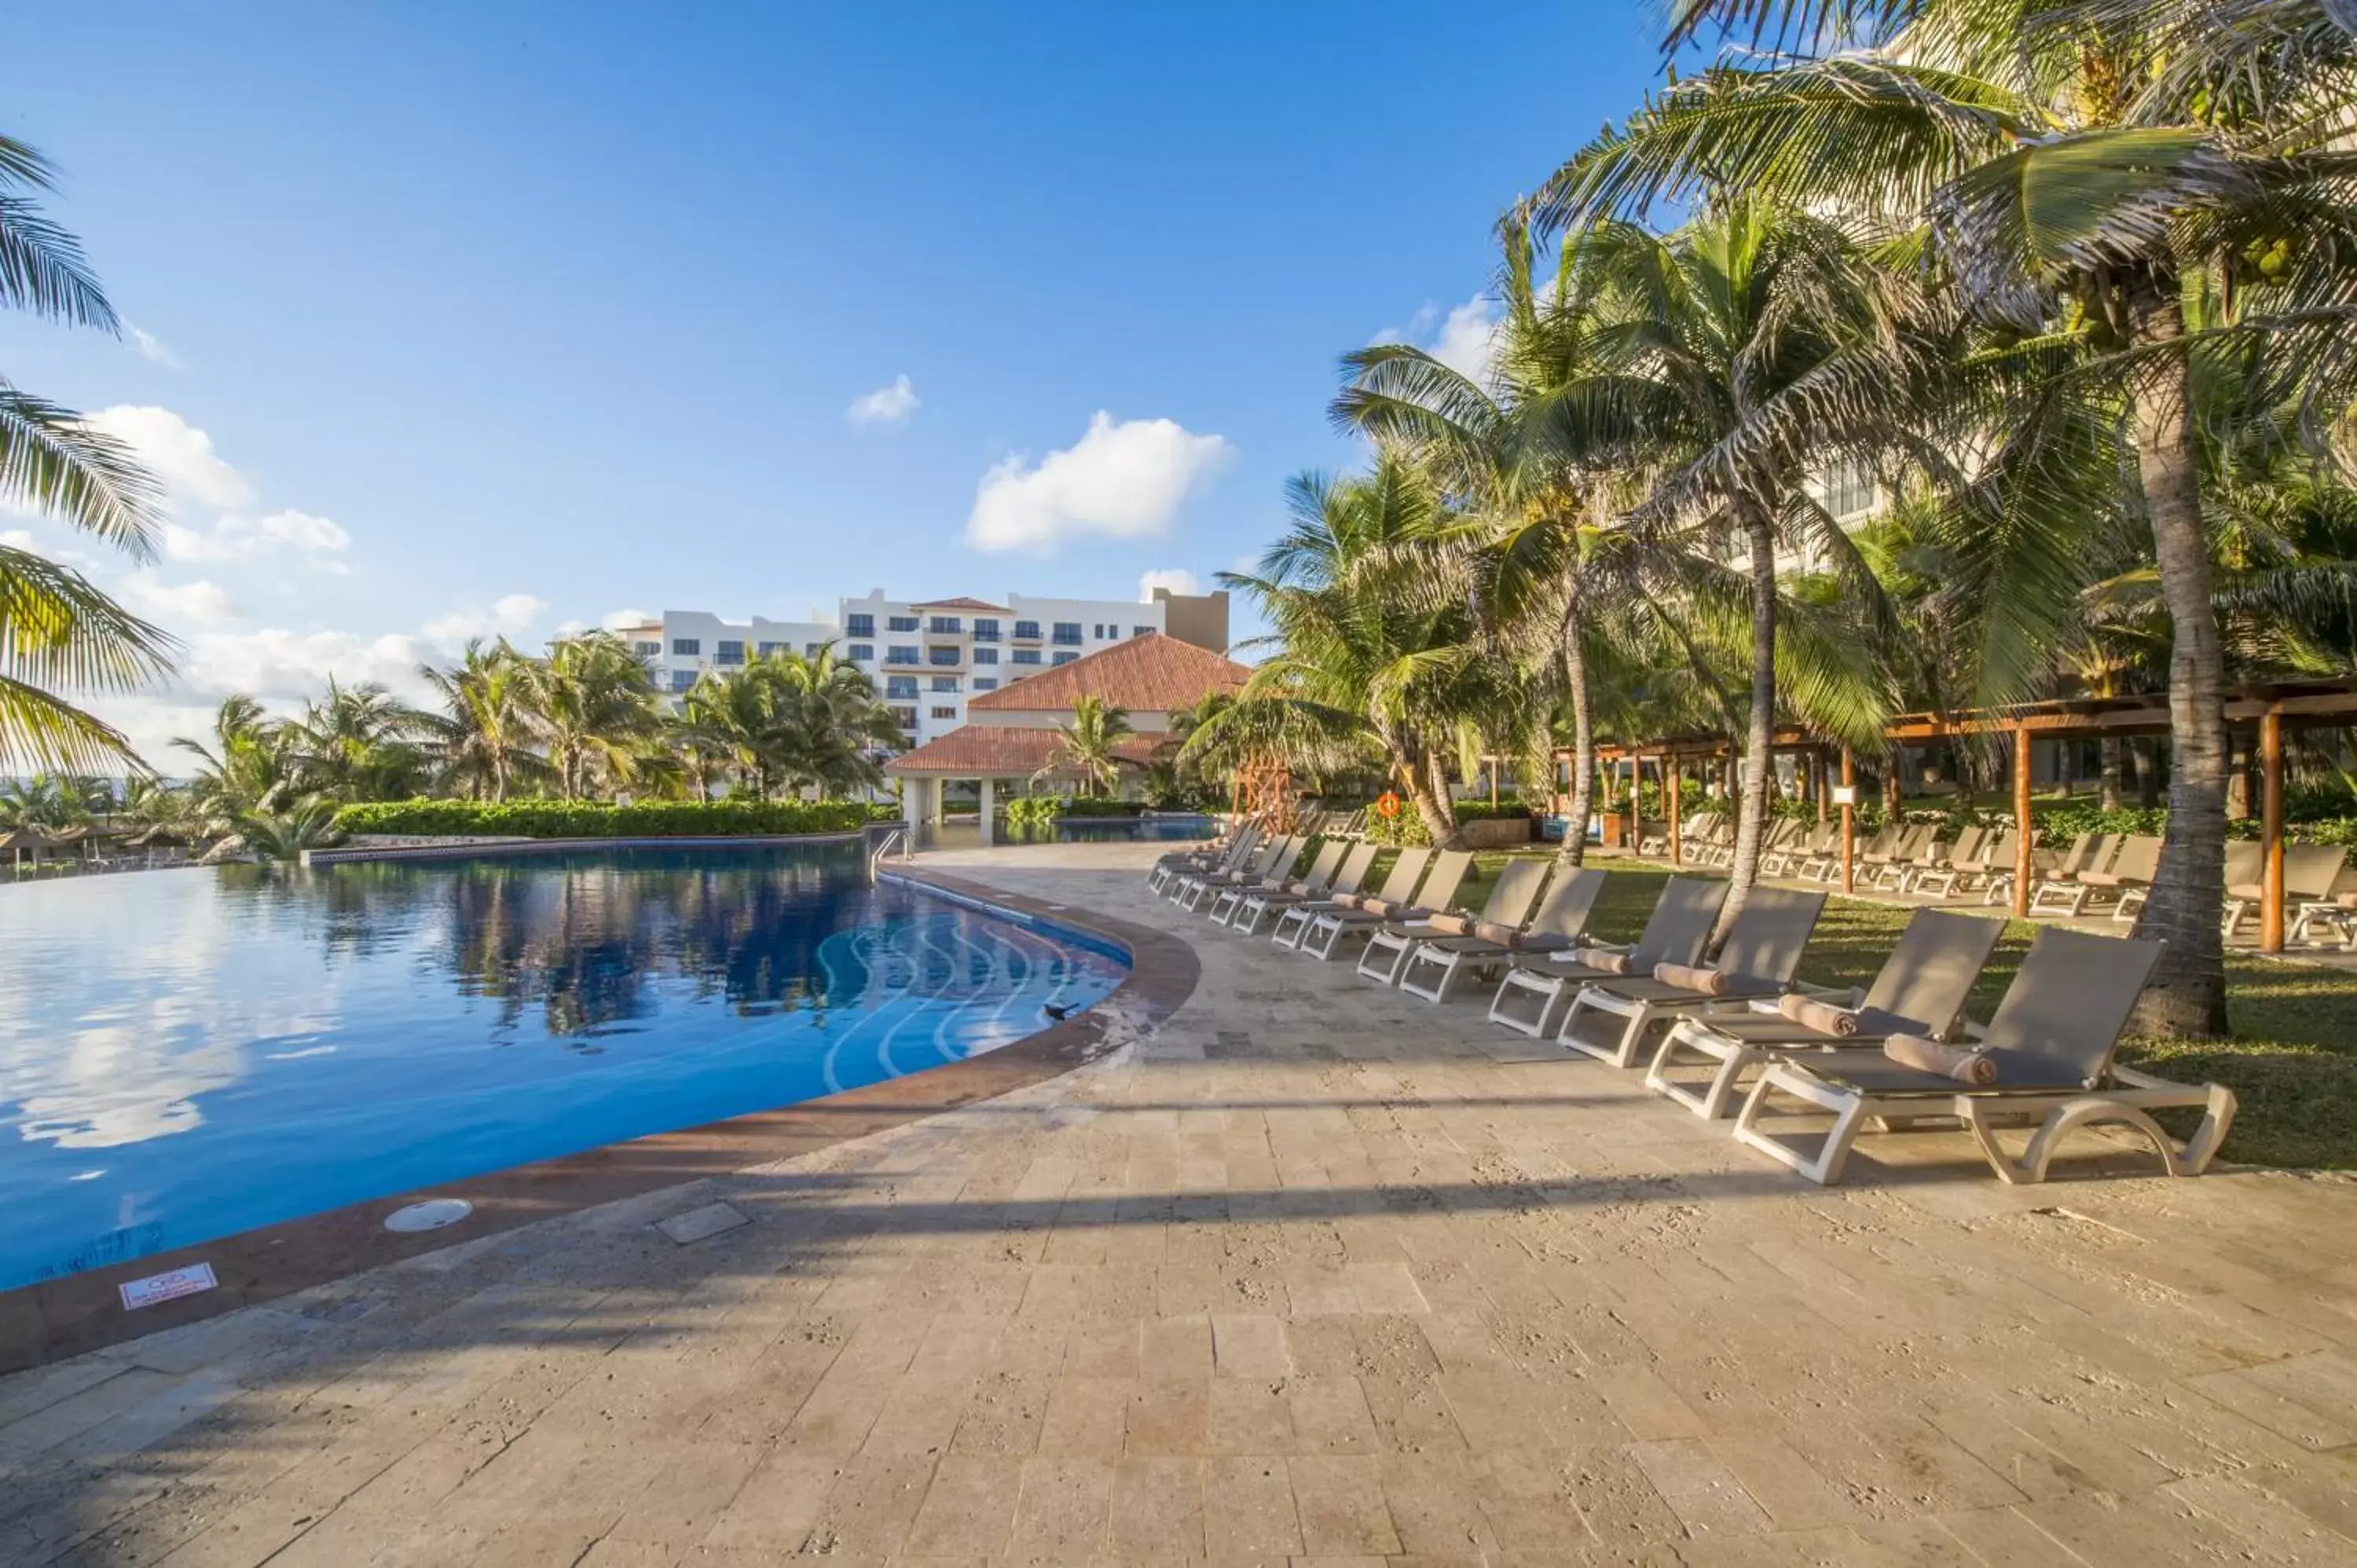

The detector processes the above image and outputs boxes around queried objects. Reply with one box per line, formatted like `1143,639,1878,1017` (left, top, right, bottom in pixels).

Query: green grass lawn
1428,850,2357,1171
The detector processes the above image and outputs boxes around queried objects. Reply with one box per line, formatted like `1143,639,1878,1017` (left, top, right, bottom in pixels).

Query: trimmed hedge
332,798,888,839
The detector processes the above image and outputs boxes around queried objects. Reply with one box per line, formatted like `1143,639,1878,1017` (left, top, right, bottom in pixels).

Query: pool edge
0,869,1196,1376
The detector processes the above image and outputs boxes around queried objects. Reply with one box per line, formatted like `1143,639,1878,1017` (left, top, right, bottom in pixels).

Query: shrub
332,798,878,839
1056,797,1146,817
1453,799,1535,822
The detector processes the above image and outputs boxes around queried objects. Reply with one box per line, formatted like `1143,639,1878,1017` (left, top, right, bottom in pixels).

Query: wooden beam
1839,746,1855,896
2262,702,2286,955
2011,724,2033,920
1668,760,1683,866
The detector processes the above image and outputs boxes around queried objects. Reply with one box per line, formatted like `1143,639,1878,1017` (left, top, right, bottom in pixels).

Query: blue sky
0,2,1673,763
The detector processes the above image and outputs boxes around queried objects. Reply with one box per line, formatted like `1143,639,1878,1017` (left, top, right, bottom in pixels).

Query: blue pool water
1040,815,1218,843
0,845,1125,1291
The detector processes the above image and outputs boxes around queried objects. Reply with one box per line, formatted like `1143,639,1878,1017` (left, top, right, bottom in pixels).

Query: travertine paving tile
6,841,2356,1566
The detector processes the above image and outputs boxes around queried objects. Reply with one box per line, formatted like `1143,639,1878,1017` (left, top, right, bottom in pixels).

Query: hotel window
930,676,959,691
889,705,917,729
1052,650,1079,665
972,647,999,665
1012,648,1043,665
805,642,824,658
973,677,999,691
756,641,783,657
888,614,919,632
886,676,918,700
885,645,919,665
930,705,959,720
1013,619,1040,639
1052,621,1082,645
972,618,999,641
669,670,695,693
928,615,961,634
716,640,745,665
671,637,700,657
632,640,661,658
847,643,873,661
1824,457,1877,520
845,613,875,638
928,646,961,666
1133,625,1152,638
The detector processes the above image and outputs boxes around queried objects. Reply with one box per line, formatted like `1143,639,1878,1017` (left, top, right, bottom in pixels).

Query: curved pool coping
0,866,1196,1374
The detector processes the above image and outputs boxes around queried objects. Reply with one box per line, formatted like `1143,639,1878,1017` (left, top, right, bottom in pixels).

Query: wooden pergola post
1816,748,1829,825
1667,753,1683,866
2262,702,2286,954
1839,746,1855,895
2012,724,2033,920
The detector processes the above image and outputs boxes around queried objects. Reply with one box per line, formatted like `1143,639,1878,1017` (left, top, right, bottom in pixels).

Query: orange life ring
1376,792,1402,819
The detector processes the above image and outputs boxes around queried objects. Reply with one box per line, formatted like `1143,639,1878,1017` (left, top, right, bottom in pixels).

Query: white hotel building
614,586,1230,748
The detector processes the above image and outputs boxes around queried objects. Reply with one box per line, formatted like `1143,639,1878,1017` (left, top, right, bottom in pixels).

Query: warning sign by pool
119,1262,218,1311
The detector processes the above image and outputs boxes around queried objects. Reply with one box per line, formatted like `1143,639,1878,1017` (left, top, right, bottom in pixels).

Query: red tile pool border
0,867,1195,1375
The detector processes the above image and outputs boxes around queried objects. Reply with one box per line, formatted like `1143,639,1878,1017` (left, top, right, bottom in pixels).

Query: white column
978,777,996,846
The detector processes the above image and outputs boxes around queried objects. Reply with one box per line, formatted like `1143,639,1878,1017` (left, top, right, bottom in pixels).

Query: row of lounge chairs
1147,828,2238,1186
1648,813,2357,945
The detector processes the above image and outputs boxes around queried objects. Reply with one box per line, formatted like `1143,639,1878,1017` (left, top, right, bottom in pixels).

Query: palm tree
766,643,902,798
0,771,97,830
679,659,790,797
0,134,175,771
418,639,545,800
1497,203,1911,937
1535,0,2357,1028
1039,694,1136,798
285,679,428,800
1215,456,1487,845
174,695,297,833
525,632,663,799
236,793,345,863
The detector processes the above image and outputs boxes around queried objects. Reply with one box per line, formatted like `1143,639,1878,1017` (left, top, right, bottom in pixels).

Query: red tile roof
911,595,1010,612
885,726,1164,776
968,632,1248,714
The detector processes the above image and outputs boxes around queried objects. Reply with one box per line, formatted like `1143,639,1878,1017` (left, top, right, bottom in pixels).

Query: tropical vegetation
1197,0,2357,1039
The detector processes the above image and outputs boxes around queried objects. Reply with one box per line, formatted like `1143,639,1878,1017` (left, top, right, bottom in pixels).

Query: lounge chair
1148,822,1257,893
1645,907,2004,1119
2227,843,2345,941
1487,875,1729,1039
1857,824,1933,891
1230,841,1377,936
1273,847,1428,952
1814,823,1897,885
1733,926,2236,1185
1883,826,1959,894
2024,832,2117,917
1553,886,1829,1067
1210,838,1343,926
1303,849,1471,963
2289,856,2357,947
1762,822,1835,879
1396,866,1608,1003
1358,856,1541,985
1905,826,1987,899
2067,833,2162,921
1175,835,1293,911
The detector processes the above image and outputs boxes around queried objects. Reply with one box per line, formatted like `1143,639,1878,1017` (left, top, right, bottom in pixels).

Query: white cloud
601,606,653,629
847,374,920,426
119,574,243,625
128,326,183,370
420,592,547,644
0,529,35,550
1138,568,1200,600
89,405,253,511
1370,293,1502,387
163,508,350,567
967,412,1233,554
183,628,431,704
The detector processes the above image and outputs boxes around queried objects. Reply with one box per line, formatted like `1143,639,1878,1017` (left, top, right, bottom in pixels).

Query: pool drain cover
385,1198,474,1233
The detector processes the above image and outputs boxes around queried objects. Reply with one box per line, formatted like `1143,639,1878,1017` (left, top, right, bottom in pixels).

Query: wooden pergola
1554,680,2357,952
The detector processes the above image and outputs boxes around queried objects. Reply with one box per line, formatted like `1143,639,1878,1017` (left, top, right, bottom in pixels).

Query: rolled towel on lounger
1580,949,1637,976
1884,1033,1997,1085
1776,993,1860,1035
1651,961,1729,995
1472,919,1520,946
1422,912,1476,936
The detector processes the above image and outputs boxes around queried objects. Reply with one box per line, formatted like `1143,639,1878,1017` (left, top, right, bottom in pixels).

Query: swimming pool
0,845,1125,1292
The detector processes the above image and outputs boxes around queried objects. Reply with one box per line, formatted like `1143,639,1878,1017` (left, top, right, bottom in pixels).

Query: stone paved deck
7,842,2357,1567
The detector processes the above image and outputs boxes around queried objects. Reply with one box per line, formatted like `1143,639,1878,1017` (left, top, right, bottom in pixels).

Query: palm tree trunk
2125,275,2231,1038
1558,591,1596,866
1717,507,1780,949
1415,749,1461,848
2099,737,2123,811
